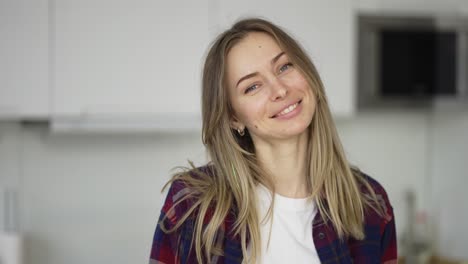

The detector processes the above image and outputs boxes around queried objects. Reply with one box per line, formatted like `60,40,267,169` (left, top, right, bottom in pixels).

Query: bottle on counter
0,188,23,264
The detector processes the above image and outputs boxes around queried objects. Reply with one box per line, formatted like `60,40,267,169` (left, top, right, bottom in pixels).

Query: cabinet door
459,0,468,16
53,0,210,125
353,0,461,13
213,0,355,117
0,0,49,120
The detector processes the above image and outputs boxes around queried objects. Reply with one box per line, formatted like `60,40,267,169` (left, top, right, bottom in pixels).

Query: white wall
1,122,209,264
337,111,431,240
0,123,22,233
2,109,467,263
430,111,468,259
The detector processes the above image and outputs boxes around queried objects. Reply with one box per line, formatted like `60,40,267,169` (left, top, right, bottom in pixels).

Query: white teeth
277,102,298,117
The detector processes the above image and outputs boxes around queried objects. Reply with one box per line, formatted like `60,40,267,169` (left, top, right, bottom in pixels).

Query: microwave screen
380,30,457,97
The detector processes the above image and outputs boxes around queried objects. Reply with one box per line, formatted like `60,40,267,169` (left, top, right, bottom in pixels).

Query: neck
253,131,310,198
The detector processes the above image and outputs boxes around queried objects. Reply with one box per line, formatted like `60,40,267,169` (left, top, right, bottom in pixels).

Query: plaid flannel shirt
149,166,397,264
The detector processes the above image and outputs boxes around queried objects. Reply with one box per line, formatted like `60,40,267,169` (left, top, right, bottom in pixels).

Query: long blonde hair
160,17,384,263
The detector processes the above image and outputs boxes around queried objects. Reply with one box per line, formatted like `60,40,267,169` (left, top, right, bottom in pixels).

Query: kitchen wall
430,110,468,258
1,108,467,264
2,0,468,262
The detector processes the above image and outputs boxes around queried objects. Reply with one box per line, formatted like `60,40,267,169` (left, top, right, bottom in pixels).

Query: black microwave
357,15,468,109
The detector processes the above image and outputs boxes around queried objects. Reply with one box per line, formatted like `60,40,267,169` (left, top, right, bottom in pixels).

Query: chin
276,121,311,139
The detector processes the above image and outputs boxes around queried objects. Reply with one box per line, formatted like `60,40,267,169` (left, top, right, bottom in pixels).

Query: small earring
237,128,245,136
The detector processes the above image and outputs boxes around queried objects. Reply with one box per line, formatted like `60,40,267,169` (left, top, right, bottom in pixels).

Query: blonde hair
160,17,384,263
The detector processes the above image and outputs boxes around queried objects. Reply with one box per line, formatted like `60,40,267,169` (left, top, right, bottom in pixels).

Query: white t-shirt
248,184,321,264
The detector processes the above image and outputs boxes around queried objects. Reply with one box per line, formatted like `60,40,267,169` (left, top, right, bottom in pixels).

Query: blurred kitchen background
1,0,468,263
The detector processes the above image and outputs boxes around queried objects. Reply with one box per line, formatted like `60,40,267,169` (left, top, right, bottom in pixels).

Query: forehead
226,32,283,82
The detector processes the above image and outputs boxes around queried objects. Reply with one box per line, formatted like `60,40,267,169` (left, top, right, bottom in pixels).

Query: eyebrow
235,51,286,88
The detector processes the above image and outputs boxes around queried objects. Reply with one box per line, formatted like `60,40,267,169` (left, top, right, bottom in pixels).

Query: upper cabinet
52,0,211,128
459,0,468,16
353,0,468,14
213,0,356,117
0,0,49,120
52,0,355,130
1,0,357,127
13,0,468,126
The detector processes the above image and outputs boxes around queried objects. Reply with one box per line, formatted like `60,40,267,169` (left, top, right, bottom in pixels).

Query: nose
269,78,288,101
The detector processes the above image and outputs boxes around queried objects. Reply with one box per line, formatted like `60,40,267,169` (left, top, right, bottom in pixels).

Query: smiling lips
271,100,302,118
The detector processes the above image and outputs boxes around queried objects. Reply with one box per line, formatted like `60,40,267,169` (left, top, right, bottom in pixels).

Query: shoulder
152,165,215,263
353,169,394,223
358,171,388,198
162,164,215,202
160,164,216,226
351,170,398,261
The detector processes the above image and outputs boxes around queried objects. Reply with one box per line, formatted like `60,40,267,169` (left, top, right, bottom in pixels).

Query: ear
230,116,244,130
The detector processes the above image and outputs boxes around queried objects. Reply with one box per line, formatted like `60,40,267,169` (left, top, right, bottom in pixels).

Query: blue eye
245,84,258,94
279,63,293,73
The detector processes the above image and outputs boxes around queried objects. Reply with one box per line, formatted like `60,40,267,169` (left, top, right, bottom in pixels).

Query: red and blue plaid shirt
149,166,397,263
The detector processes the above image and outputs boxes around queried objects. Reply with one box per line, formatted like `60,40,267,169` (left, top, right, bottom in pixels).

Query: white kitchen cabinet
354,0,465,15
212,0,355,117
0,0,49,120
52,0,211,130
459,0,468,16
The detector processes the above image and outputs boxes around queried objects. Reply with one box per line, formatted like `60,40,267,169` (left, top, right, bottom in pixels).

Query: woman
149,18,397,264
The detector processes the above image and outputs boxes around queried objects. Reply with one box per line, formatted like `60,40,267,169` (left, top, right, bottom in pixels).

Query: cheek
236,99,268,124
292,74,311,92
295,77,316,106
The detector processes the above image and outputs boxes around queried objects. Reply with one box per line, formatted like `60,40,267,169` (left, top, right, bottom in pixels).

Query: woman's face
226,32,316,142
